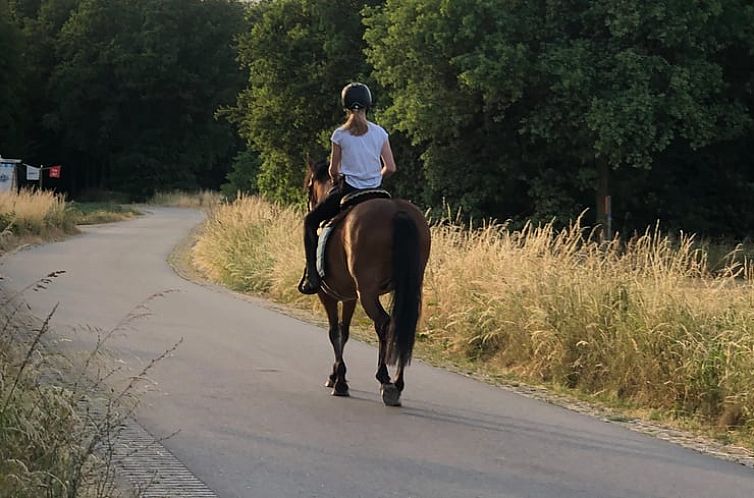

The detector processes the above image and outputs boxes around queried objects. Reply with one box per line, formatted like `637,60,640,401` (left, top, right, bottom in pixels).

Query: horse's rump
322,198,430,301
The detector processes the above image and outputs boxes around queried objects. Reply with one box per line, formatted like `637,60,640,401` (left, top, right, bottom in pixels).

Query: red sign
49,165,61,178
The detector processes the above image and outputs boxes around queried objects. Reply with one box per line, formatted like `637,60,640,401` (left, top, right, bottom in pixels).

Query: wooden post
596,158,610,240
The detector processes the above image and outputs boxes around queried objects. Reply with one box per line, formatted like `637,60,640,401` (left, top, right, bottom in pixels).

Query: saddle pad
316,224,335,279
340,188,391,209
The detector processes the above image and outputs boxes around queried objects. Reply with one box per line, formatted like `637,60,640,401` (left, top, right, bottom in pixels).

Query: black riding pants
303,183,358,271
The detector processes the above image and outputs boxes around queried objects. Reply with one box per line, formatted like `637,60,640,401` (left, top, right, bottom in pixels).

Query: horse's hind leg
318,292,349,396
359,290,401,406
358,291,390,384
395,365,405,393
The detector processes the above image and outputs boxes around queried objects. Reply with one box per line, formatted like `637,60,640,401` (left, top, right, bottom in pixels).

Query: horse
305,159,431,406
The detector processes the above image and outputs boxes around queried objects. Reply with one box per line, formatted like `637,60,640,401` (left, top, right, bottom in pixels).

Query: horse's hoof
331,383,350,397
381,383,402,407
325,379,335,388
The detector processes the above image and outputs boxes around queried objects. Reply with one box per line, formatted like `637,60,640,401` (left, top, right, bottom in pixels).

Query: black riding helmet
341,82,372,110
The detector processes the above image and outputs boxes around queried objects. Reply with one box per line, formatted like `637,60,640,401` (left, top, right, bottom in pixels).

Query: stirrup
297,269,321,295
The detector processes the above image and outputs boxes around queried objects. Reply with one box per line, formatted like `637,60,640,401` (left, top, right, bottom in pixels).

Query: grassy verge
192,195,754,447
67,202,141,225
0,190,141,253
0,191,148,496
0,190,76,251
0,283,180,497
0,281,136,497
150,190,223,209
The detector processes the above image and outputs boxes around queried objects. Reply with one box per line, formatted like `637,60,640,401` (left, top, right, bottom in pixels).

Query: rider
298,82,397,295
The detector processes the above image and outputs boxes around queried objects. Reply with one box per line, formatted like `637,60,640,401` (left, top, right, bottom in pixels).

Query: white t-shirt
330,121,388,189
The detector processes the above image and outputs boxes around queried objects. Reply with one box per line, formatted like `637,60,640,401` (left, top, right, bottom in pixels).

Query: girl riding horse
298,82,397,295
299,83,430,406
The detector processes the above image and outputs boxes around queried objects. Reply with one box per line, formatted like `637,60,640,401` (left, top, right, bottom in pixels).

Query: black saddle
340,188,391,209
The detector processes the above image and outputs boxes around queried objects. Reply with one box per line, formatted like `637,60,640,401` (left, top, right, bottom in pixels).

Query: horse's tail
387,210,422,369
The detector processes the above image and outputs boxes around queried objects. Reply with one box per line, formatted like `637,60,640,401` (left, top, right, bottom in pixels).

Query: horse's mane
305,159,330,188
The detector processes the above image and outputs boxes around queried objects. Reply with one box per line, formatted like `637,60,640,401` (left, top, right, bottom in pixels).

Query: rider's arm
380,139,397,178
329,143,342,182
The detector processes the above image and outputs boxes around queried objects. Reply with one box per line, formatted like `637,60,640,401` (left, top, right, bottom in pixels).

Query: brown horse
305,159,431,406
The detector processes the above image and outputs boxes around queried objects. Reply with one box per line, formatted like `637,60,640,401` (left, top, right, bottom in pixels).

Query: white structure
0,155,21,193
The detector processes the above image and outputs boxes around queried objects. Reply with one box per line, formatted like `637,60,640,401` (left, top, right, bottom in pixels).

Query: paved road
2,207,754,498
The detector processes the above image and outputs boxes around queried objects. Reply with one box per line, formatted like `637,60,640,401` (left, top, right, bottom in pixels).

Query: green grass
67,202,141,225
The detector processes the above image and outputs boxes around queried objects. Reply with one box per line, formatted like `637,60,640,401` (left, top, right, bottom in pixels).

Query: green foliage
0,0,26,155
52,0,246,197
364,0,754,227
66,201,140,225
364,0,537,219
10,0,97,166
221,148,262,197
5,0,754,236
9,0,246,198
230,0,382,203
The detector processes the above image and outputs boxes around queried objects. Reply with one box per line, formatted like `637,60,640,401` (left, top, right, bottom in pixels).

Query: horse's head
305,158,332,210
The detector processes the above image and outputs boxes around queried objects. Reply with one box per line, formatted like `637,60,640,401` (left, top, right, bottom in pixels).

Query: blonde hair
343,109,368,136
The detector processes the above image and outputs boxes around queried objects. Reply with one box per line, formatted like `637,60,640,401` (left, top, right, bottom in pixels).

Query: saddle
340,189,391,209
316,188,391,278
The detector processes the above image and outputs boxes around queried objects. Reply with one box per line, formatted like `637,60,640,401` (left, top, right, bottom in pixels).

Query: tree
47,0,246,197
221,148,261,198
230,0,382,203
0,0,26,155
365,0,754,227
364,0,536,220
8,0,83,169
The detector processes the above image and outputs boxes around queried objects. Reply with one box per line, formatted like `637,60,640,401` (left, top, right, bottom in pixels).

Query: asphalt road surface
2,207,754,498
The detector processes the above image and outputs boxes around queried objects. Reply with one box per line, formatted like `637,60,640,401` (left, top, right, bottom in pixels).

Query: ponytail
343,109,368,136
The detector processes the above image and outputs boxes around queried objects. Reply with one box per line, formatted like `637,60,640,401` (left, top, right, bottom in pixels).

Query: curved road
2,208,754,498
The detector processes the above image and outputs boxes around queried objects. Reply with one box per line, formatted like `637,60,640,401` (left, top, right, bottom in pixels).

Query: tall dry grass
0,189,74,237
0,277,129,498
192,196,315,309
193,196,754,431
150,190,222,209
426,219,754,426
1,281,177,497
